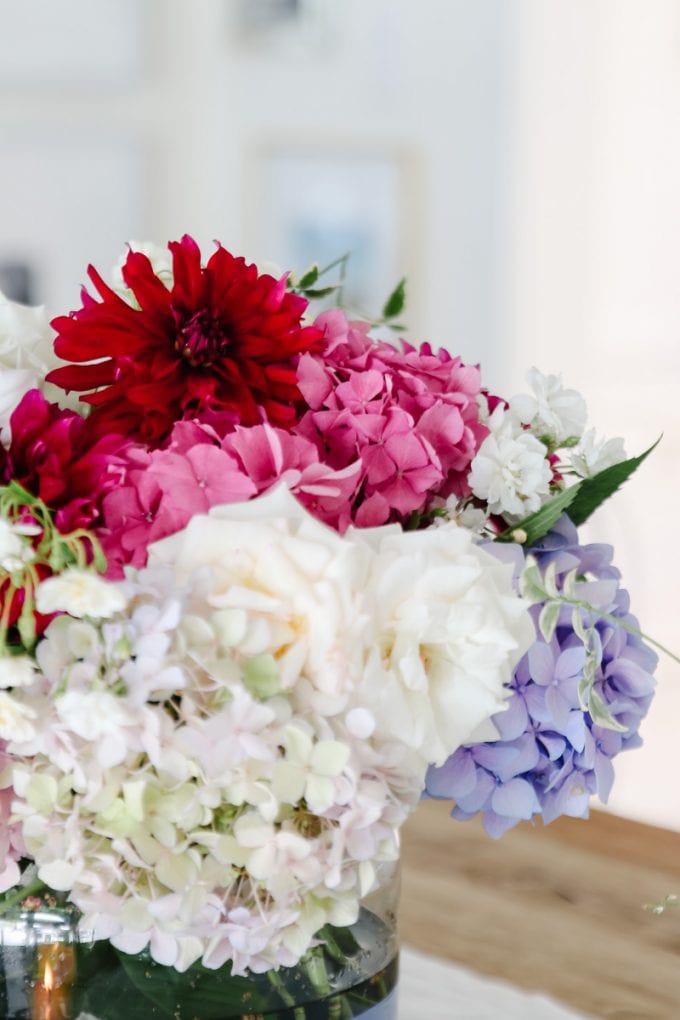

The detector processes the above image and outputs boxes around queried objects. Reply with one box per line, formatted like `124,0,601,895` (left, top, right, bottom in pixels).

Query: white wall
501,0,680,830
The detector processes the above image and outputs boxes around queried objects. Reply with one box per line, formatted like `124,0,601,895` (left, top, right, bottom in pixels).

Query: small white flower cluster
0,517,41,575
468,368,626,521
2,487,532,974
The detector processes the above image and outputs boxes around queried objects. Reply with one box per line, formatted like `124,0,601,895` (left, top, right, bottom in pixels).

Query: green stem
317,252,351,280
266,969,301,1012
304,950,332,998
0,879,45,915
559,596,680,665
0,578,16,652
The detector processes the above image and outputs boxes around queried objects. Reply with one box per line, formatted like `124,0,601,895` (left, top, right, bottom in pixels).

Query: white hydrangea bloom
36,569,127,619
0,656,36,689
510,367,587,445
468,405,553,517
0,691,36,742
569,428,627,479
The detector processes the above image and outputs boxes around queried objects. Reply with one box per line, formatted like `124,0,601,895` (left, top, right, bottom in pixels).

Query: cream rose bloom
357,522,534,768
148,485,370,716
150,486,533,771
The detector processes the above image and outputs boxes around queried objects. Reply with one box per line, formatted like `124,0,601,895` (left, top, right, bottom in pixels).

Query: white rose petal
361,522,534,768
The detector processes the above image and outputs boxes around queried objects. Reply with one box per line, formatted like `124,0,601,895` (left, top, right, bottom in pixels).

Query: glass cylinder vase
0,865,399,1020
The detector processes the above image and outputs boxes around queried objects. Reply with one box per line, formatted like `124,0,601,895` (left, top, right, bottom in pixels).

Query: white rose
468,406,552,517
148,485,369,713
510,367,587,445
358,522,534,769
36,569,127,619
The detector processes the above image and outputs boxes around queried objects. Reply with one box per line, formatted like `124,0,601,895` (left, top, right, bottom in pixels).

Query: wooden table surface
400,800,680,1019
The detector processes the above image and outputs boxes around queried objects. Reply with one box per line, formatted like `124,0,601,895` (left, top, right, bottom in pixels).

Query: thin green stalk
266,968,306,1018
304,950,332,998
317,252,351,280
0,879,45,914
557,596,680,665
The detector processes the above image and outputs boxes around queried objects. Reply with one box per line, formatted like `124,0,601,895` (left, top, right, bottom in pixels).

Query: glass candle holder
0,903,81,1020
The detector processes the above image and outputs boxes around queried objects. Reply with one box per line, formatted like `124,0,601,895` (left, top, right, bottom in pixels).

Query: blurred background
0,0,678,830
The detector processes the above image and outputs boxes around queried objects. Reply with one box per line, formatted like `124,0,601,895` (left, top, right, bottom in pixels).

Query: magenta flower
296,310,488,526
102,420,362,573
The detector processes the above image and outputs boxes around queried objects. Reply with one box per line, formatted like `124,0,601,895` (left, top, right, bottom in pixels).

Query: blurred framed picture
230,0,338,53
0,261,36,305
247,146,416,318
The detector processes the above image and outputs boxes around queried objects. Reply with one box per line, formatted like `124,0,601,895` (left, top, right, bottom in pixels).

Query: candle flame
43,958,54,992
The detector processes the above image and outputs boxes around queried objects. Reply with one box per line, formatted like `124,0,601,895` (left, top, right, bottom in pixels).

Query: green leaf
496,484,582,546
568,437,661,527
116,950,269,1018
562,568,578,600
382,278,406,320
74,941,162,1020
588,688,629,733
519,557,548,603
302,285,338,299
571,606,591,645
538,601,561,642
542,562,559,599
297,264,319,289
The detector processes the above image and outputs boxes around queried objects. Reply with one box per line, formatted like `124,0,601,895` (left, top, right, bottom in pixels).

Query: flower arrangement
0,240,661,1017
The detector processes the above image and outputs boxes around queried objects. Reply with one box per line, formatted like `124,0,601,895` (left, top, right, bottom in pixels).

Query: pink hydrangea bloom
101,420,361,573
296,310,488,526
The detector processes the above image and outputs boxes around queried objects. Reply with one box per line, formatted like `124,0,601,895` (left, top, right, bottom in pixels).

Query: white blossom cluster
0,289,84,439
0,291,57,442
0,487,532,974
468,368,627,521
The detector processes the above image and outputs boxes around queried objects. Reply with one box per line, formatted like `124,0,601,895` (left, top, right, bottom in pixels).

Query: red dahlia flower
47,236,324,445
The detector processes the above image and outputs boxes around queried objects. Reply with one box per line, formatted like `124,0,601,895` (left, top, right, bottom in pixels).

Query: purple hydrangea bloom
425,515,657,837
